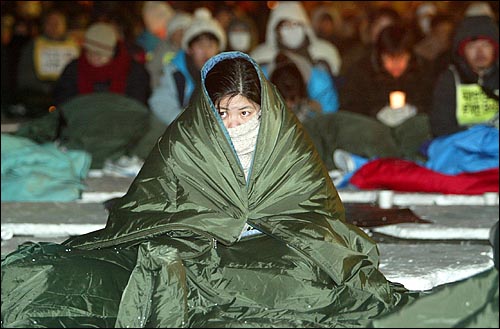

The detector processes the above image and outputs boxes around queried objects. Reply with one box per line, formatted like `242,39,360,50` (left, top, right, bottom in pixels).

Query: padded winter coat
1,51,413,328
430,15,499,137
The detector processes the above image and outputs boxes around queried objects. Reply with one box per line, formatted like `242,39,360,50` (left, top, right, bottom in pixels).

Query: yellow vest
452,67,498,126
33,36,80,81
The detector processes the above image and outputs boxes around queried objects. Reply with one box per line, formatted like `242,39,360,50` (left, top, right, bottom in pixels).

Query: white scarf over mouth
226,112,261,181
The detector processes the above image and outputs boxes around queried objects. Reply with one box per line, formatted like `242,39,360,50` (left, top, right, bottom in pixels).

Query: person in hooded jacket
269,51,323,122
225,14,259,54
423,14,499,176
148,7,226,127
135,1,174,60
1,51,416,328
250,1,341,113
430,14,498,138
146,11,192,89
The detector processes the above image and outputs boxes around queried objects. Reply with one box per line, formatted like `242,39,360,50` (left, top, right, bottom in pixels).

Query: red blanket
350,158,499,195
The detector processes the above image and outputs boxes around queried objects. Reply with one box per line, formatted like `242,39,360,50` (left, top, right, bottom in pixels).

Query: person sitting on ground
135,1,174,61
146,11,192,89
15,8,80,118
344,23,433,153
250,1,341,113
424,14,499,176
53,21,151,107
1,51,416,328
413,13,456,82
303,23,434,172
430,14,498,138
148,7,225,127
269,51,322,122
225,13,259,54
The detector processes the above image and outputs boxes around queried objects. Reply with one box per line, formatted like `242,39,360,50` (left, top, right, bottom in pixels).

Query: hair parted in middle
204,57,261,110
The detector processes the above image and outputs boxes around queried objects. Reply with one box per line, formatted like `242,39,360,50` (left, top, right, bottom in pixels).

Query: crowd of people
1,1,498,327
1,1,497,174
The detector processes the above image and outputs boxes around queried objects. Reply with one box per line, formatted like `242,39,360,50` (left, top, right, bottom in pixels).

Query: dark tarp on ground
344,203,430,227
57,93,150,169
15,92,152,169
2,52,416,327
302,111,430,170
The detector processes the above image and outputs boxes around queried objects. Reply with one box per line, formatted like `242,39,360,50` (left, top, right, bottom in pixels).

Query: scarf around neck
77,41,131,95
227,112,261,180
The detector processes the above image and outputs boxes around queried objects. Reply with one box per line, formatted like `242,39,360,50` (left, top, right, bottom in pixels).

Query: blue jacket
425,124,499,175
148,50,196,126
262,64,339,113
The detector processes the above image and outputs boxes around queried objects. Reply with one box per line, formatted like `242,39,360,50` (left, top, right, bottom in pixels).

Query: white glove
376,104,417,127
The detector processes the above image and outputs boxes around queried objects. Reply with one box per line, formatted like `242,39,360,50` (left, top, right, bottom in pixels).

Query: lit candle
389,91,406,109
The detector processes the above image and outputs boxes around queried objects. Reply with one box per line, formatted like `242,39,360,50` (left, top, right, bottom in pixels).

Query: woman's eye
219,111,227,118
241,111,251,117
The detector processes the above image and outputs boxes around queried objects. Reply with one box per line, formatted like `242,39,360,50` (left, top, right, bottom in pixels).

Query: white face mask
279,25,306,49
229,31,251,52
418,16,432,35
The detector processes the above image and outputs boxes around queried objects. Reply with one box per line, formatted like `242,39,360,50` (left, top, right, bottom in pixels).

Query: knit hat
453,15,499,58
464,2,495,18
181,7,226,51
415,2,437,18
83,22,117,57
167,11,192,38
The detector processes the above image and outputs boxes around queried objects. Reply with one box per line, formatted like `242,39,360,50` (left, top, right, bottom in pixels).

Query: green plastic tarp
2,52,414,327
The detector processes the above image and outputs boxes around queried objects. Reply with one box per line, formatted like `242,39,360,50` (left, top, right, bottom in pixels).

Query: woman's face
217,94,260,129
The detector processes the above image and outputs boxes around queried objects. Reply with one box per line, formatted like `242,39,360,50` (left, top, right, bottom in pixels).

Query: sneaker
103,155,144,177
333,149,368,173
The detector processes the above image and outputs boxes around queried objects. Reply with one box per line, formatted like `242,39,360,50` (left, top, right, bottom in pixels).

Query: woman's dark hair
376,24,415,56
205,57,261,109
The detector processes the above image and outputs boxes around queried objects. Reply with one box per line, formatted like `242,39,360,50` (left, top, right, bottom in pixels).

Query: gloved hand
376,104,417,127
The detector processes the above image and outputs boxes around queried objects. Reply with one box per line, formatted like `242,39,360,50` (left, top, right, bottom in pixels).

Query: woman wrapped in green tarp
1,51,414,328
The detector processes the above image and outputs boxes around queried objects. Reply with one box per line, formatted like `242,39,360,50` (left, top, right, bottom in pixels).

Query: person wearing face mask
251,1,341,113
252,1,341,76
412,2,437,42
278,20,306,49
1,51,417,327
225,15,258,54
